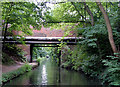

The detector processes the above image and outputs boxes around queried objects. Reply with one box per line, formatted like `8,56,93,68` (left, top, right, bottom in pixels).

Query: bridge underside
1,37,82,63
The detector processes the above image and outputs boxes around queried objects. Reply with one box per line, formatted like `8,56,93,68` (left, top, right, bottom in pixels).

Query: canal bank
1,62,38,85
2,58,102,86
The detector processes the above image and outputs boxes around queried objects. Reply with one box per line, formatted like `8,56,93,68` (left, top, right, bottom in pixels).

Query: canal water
2,58,101,86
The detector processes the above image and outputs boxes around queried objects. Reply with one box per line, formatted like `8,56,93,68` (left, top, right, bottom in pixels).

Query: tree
2,2,47,46
83,2,94,26
96,1,118,53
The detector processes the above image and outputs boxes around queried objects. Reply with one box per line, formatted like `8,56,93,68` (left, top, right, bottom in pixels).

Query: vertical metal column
30,44,33,63
58,49,61,83
58,49,61,67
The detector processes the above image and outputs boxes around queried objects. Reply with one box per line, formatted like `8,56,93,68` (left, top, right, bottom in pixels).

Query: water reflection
41,65,47,85
2,58,101,86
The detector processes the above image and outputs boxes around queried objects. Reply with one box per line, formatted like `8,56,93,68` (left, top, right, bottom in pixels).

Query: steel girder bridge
1,36,82,63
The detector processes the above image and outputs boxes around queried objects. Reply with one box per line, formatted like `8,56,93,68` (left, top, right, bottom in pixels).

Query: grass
1,63,32,83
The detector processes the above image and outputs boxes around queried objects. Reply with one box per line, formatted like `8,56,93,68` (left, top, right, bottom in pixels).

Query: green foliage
2,52,15,65
100,53,120,85
36,58,41,63
62,61,72,69
45,2,120,86
61,45,103,76
33,46,57,63
2,2,44,30
1,2,120,86
2,2,48,44
36,57,46,64
33,47,48,59
81,55,103,77
50,47,58,58
2,43,27,64
61,45,73,68
71,46,88,71
1,63,32,83
78,23,107,47
51,2,80,22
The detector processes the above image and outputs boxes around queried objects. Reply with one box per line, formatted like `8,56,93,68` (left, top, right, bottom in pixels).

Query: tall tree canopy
2,2,49,36
43,2,119,53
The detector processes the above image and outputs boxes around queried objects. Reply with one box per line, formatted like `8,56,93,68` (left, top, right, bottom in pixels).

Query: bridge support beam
30,44,34,63
58,49,61,67
58,49,61,83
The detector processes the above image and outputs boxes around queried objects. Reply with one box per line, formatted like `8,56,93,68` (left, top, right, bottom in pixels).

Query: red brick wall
12,25,77,37
17,44,30,62
34,25,77,37
14,25,77,62
32,26,64,37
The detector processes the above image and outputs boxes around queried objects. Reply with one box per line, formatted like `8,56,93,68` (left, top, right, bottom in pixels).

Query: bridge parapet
12,25,77,37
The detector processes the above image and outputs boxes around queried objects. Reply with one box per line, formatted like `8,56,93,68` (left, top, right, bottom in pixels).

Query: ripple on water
41,65,47,85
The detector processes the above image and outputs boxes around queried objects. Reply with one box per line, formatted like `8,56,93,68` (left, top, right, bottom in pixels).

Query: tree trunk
3,2,14,49
96,1,118,53
3,21,8,46
83,2,94,26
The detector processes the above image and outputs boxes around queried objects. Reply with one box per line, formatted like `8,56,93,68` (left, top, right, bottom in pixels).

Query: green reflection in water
2,58,101,86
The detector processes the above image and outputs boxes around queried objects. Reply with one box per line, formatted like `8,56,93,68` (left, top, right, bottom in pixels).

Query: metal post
58,49,61,83
58,65,61,83
58,49,61,67
30,44,33,63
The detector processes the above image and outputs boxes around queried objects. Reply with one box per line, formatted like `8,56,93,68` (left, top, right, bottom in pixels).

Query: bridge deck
1,37,82,44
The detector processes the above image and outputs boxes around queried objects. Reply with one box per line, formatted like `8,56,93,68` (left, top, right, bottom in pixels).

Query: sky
32,0,55,10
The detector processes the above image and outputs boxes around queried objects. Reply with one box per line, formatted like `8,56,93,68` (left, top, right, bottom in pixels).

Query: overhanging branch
45,20,90,23
71,2,86,20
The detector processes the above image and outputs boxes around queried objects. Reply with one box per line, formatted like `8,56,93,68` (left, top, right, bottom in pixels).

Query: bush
2,52,15,64
100,53,120,85
81,55,103,77
2,43,27,63
62,61,72,69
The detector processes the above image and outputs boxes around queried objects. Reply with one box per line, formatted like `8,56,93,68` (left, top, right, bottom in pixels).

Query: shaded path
2,62,38,74
2,63,24,73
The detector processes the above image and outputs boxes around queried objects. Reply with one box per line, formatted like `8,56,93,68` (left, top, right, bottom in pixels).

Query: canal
2,58,101,86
